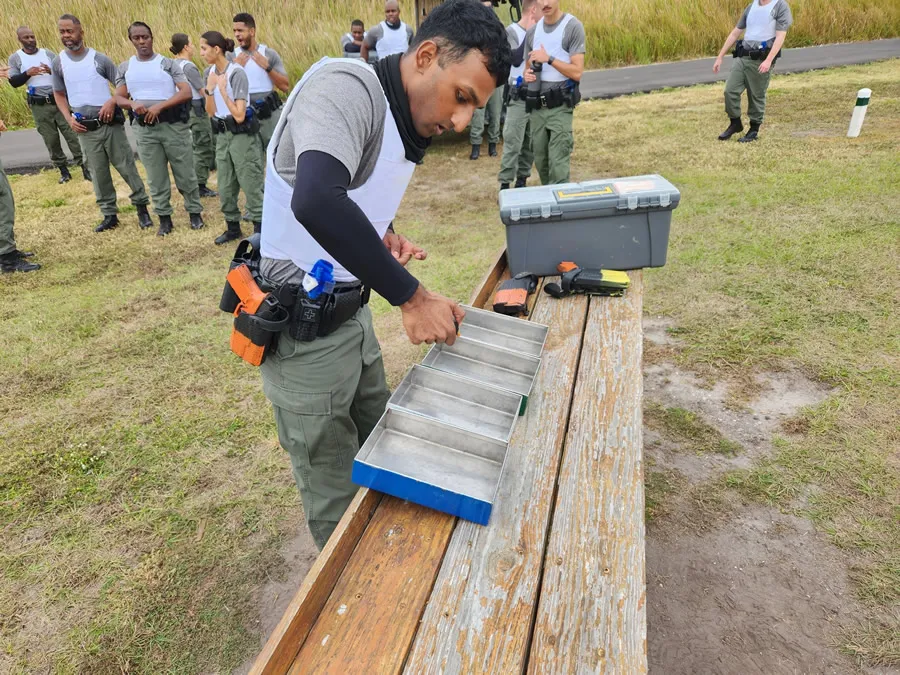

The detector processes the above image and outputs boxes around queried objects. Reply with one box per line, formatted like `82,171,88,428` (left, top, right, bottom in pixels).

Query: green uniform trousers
133,120,202,217
530,104,574,185
0,157,17,256
215,130,264,223
77,123,149,217
31,103,83,169
498,98,533,184
189,110,215,186
725,56,772,124
470,86,504,146
260,305,389,550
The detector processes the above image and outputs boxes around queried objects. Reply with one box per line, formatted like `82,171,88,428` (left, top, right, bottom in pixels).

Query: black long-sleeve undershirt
8,73,30,88
511,39,527,68
290,150,419,307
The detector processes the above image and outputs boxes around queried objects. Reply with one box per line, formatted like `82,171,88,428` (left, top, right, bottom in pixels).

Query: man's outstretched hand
383,231,427,267
400,284,465,346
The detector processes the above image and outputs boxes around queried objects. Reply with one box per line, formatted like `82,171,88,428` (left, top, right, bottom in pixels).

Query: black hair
351,19,364,28
202,31,235,54
410,0,511,87
58,14,81,25
128,21,153,39
170,32,190,55
232,12,256,29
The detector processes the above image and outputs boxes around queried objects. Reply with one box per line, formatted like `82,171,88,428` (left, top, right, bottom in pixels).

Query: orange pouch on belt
225,264,288,366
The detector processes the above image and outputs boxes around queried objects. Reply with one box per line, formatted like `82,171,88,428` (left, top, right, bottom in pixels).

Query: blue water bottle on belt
303,259,336,300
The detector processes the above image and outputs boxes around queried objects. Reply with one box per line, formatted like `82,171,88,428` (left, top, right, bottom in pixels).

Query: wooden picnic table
251,250,647,674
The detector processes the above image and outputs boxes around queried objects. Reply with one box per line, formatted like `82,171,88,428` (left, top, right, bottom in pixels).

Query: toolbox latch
511,207,521,222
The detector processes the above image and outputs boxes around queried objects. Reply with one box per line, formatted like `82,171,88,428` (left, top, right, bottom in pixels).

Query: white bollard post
847,88,872,138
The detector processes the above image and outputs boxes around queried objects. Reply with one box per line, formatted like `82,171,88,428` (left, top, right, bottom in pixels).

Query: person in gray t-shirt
8,26,86,182
713,0,793,142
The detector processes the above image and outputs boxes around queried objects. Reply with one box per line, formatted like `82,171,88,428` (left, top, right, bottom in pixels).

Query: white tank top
376,21,410,57
212,62,247,119
260,57,417,283
508,23,528,84
17,49,54,89
534,14,574,83
124,54,176,103
234,44,273,95
60,48,112,108
744,0,781,43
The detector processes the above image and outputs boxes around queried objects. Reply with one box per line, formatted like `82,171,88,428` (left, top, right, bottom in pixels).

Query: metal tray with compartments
457,305,548,358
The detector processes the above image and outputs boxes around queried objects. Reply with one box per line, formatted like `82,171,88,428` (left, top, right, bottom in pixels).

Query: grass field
1,59,898,672
2,0,900,126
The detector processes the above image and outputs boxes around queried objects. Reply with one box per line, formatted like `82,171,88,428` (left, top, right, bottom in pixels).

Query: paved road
1,39,897,173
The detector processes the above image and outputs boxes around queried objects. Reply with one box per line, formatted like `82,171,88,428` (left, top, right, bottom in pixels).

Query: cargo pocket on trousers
263,382,344,471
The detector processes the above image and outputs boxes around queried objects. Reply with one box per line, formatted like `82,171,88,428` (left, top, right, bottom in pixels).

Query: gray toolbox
499,174,681,276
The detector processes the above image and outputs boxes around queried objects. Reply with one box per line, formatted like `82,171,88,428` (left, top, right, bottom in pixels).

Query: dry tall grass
1,0,899,126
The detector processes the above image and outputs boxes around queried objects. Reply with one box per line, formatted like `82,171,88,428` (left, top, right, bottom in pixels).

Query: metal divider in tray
352,407,510,525
456,305,548,358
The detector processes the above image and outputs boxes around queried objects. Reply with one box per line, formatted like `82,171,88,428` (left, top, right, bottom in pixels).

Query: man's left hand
250,51,269,70
144,104,163,124
98,99,117,123
383,231,427,267
759,60,772,74
529,44,550,65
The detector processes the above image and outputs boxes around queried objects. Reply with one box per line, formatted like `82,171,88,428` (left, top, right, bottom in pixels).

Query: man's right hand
713,57,723,74
400,284,465,346
67,115,87,133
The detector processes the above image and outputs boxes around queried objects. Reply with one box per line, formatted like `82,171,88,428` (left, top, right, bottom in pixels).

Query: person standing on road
498,0,539,187
170,33,218,199
7,26,89,185
469,0,504,161
115,22,205,236
232,13,289,153
713,0,793,143
0,116,41,273
52,14,153,233
201,31,264,245
253,0,509,550
360,0,415,63
521,0,585,185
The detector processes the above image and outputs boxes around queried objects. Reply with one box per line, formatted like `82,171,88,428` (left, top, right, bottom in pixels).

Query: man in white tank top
7,26,87,184
249,0,511,550
521,0,586,185
361,1,415,63
52,14,153,233
713,0,793,142
232,12,289,152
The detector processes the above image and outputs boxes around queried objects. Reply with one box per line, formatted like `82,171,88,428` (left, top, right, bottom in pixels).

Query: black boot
500,182,510,191
0,251,40,273
739,121,761,143
137,204,153,230
189,213,205,230
13,249,35,259
470,144,480,160
198,183,218,198
515,176,528,188
94,214,119,232
488,142,498,157
82,164,92,182
58,165,71,184
253,221,262,235
215,221,243,245
718,117,744,141
157,215,173,237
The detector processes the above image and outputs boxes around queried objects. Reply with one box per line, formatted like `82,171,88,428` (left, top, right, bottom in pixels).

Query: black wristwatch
548,55,556,66
265,64,274,73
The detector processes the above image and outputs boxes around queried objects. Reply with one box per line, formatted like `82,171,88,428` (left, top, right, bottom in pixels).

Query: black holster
27,94,54,106
284,283,369,343
222,115,260,134
250,92,282,120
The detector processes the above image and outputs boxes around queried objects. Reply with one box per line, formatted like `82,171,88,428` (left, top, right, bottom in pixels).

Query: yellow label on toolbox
555,186,614,199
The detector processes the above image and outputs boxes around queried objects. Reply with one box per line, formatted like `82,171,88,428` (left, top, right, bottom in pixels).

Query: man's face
17,28,37,52
385,3,400,24
351,25,365,41
58,20,83,51
537,0,560,18
408,44,498,138
233,22,254,49
129,25,153,58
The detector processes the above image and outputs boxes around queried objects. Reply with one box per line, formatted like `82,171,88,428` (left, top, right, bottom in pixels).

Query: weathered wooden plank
250,489,381,675
403,283,589,674
468,248,507,308
288,498,456,674
527,271,646,674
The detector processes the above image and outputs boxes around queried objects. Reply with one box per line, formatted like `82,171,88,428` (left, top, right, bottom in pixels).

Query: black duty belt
264,279,370,343
129,103,190,127
525,83,581,112
27,94,55,106
508,85,527,103
212,115,261,135
77,107,126,131
249,91,283,120
733,40,781,63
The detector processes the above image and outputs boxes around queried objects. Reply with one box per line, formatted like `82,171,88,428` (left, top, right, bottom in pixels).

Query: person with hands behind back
253,0,511,550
